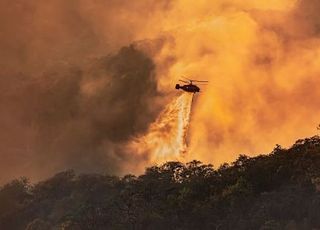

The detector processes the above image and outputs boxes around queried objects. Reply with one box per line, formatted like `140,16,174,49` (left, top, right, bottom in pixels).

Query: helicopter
175,77,208,93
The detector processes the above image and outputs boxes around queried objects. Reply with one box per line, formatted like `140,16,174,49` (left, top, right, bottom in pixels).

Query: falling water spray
128,92,194,165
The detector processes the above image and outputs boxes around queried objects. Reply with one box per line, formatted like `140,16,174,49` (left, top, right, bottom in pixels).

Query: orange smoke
127,92,194,168
127,0,320,169
2,0,320,182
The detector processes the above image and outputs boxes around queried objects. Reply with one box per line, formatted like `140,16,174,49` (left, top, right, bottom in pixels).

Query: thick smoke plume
0,45,162,184
150,0,320,166
0,0,172,184
2,0,320,183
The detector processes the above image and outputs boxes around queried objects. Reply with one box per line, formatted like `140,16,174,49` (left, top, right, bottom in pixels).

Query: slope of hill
1,136,320,230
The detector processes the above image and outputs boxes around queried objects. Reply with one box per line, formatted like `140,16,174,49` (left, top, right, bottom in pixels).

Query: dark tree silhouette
1,136,320,229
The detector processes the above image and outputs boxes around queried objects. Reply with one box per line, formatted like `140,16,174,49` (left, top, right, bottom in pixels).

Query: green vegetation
1,136,320,229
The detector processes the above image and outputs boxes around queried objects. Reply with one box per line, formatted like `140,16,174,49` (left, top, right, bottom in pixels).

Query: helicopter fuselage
175,83,200,93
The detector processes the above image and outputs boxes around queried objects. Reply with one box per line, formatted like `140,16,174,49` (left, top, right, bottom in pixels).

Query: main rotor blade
191,80,209,82
179,79,189,83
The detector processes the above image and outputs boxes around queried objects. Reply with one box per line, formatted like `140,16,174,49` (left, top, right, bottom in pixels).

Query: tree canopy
1,136,320,229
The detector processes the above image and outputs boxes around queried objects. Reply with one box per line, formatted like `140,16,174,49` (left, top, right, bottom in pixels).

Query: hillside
1,136,320,230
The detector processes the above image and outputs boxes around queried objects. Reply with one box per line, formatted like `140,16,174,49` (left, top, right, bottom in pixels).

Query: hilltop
1,136,320,229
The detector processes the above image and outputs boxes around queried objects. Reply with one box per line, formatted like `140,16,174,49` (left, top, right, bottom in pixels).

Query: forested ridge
1,136,320,230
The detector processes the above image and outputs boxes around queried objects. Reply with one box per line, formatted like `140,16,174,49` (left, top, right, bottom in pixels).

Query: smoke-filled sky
1,0,320,184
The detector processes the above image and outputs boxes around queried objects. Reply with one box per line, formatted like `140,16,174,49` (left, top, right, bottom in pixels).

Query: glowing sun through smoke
128,92,194,165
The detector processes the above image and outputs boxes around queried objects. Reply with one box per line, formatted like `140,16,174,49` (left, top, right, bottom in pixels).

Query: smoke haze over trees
2,0,320,185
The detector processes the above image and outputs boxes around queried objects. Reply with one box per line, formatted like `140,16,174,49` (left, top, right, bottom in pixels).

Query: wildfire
129,92,194,164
